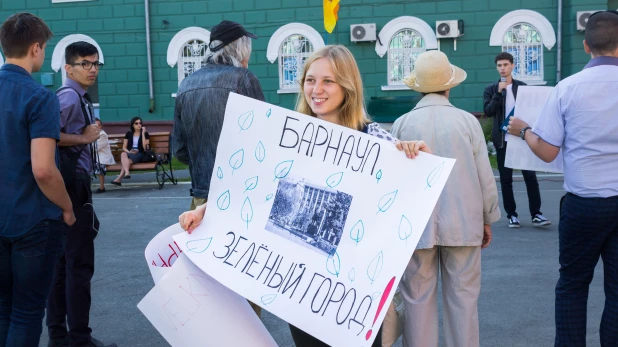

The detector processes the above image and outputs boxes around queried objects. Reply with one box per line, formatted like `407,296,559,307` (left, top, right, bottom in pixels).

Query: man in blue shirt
508,11,618,346
45,42,116,347
0,13,75,347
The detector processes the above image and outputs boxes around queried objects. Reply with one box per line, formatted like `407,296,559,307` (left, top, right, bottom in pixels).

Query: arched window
267,23,324,93
279,35,314,91
178,39,208,83
502,24,543,81
376,16,437,90
51,34,104,113
490,10,556,84
167,27,211,87
388,29,425,86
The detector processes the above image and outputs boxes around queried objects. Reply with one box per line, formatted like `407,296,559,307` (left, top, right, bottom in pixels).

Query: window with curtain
502,23,543,82
279,34,314,91
387,29,425,86
177,39,208,85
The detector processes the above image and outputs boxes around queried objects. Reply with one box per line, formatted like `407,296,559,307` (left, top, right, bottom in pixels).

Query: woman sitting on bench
111,117,150,186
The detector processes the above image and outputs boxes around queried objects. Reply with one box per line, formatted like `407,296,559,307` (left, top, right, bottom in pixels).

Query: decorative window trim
51,34,105,102
381,85,411,91
375,16,437,58
267,23,324,64
267,23,324,93
166,27,211,68
51,34,105,74
490,10,556,50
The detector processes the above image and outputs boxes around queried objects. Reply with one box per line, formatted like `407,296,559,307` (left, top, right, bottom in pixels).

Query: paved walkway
39,177,607,347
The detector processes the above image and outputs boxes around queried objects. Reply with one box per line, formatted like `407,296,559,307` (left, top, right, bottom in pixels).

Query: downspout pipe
145,0,155,113
557,0,563,82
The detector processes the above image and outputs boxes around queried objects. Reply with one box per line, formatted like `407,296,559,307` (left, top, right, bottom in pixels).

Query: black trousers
496,143,542,219
289,324,383,347
555,193,618,346
47,175,98,346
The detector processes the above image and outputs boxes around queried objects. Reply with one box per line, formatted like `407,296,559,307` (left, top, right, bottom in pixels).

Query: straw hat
403,50,467,93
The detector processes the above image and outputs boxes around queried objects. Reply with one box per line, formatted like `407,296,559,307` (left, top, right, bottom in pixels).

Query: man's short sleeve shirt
0,64,62,236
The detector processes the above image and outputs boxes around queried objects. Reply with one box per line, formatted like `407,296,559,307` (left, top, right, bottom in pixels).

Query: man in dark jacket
172,21,264,317
483,52,550,228
172,20,264,211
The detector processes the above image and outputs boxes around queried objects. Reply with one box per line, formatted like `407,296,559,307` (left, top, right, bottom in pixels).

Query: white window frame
51,34,104,109
490,10,556,85
167,27,211,91
267,23,325,94
502,24,545,83
375,16,438,91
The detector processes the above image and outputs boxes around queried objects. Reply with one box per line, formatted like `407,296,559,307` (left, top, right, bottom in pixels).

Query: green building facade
0,0,615,123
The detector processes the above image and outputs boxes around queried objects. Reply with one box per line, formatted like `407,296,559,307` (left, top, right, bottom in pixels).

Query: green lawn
171,157,189,171
489,154,497,170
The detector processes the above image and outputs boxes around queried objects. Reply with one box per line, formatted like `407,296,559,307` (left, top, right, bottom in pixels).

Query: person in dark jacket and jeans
172,20,264,317
483,52,550,229
172,20,264,211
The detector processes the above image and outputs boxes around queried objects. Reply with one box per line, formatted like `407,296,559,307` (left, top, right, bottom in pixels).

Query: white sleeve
532,86,564,148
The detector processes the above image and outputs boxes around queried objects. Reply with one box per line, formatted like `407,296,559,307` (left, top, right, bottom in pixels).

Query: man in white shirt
483,52,550,228
508,11,618,346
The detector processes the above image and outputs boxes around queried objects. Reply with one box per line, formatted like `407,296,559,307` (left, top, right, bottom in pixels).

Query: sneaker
508,216,521,228
532,214,551,227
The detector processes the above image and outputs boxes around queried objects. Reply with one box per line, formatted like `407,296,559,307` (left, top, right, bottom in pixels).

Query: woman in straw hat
178,45,430,346
391,50,500,347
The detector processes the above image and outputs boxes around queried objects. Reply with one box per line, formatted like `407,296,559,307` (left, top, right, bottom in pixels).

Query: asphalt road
38,176,606,347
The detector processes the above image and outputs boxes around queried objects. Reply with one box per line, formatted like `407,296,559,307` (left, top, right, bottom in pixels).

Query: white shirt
504,84,515,142
132,136,139,150
533,57,618,198
505,84,515,117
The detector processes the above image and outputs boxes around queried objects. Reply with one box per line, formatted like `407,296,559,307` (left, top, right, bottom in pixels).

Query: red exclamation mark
365,276,396,340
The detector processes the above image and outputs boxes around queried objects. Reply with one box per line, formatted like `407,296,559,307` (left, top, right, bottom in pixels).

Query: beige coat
391,94,500,249
96,130,116,165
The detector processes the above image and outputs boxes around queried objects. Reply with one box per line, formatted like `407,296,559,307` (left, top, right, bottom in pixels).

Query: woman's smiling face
303,58,345,123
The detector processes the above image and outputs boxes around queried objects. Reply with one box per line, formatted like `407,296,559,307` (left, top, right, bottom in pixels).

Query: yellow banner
324,0,340,34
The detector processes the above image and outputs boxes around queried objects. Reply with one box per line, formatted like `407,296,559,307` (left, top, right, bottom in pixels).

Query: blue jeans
0,219,66,347
555,193,618,347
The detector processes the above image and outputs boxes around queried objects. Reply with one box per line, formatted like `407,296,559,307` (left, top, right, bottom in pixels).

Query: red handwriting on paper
160,273,214,330
151,242,183,267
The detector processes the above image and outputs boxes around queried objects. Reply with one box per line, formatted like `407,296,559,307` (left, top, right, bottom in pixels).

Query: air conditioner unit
576,11,602,31
435,20,464,38
350,23,377,42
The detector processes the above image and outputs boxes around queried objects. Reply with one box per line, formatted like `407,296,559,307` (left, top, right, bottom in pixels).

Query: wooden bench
107,132,177,189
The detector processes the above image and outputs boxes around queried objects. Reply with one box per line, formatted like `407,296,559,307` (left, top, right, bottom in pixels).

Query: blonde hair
295,45,370,131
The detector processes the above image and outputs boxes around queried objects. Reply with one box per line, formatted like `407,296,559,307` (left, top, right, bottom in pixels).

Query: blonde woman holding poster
179,45,430,346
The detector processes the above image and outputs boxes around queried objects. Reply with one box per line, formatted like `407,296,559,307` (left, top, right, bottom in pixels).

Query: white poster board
144,223,184,284
174,93,455,346
505,86,563,173
138,254,277,347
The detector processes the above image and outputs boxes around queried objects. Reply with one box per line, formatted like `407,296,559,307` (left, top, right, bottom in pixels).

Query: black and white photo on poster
265,175,353,256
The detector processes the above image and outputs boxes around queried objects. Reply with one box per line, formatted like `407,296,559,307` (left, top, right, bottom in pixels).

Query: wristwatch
520,127,532,140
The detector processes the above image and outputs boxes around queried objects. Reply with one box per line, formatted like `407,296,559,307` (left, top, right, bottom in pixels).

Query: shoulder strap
56,85,99,169
56,85,92,126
